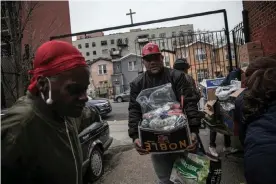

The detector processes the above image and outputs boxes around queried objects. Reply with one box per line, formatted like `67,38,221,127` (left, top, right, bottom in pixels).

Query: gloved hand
134,138,149,155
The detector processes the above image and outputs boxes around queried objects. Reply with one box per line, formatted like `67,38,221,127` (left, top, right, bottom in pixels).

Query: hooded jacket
1,92,83,184
128,67,201,141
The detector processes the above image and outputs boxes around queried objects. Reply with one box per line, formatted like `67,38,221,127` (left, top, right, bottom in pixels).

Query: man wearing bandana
1,41,94,184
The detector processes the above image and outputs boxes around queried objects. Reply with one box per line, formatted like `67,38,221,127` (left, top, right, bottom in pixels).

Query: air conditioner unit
137,38,149,43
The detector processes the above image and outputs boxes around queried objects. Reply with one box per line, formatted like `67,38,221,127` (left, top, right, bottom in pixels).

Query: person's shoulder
130,72,145,87
1,96,35,129
167,68,183,77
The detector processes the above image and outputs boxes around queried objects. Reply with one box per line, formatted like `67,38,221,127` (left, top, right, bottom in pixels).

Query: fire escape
1,1,21,107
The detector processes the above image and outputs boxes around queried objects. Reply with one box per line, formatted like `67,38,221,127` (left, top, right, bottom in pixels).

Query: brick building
1,1,72,107
243,1,276,58
22,1,72,49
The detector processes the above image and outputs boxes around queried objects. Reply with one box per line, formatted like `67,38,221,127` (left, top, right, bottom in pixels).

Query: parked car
114,89,130,102
87,96,112,117
79,105,113,182
1,105,113,182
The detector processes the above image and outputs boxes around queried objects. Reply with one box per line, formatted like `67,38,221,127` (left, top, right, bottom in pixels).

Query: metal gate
134,29,236,83
51,9,234,86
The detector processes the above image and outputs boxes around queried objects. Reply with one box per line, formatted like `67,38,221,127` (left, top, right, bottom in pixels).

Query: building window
159,33,166,38
151,34,155,38
85,43,89,48
161,42,165,47
93,51,97,55
98,64,107,75
86,52,90,56
195,48,207,62
179,31,184,36
78,44,82,49
102,49,108,54
111,39,115,44
101,40,108,46
197,69,208,82
225,49,235,60
128,61,136,71
92,42,96,47
116,64,120,72
172,32,176,37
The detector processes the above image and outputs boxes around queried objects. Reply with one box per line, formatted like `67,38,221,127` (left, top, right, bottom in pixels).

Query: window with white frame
98,64,107,75
128,61,136,71
195,48,207,62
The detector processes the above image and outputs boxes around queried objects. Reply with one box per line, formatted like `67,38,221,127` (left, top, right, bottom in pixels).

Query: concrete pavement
98,102,246,184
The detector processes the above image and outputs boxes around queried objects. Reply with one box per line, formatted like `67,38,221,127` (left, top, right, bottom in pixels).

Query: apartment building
72,24,194,61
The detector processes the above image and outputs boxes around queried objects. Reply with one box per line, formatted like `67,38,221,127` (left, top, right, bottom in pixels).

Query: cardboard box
239,41,264,64
138,124,192,153
204,100,217,116
240,49,264,63
230,88,246,98
200,78,225,101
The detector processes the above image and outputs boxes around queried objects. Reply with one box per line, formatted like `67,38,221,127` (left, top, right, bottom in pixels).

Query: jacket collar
26,91,66,129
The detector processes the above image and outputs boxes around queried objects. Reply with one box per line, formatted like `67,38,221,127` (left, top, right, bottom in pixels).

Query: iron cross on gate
126,9,136,24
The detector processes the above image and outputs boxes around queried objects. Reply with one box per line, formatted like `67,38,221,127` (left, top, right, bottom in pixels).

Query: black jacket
128,67,201,141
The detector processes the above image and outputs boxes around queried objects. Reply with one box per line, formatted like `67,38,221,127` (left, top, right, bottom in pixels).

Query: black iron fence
135,30,236,84
230,22,245,68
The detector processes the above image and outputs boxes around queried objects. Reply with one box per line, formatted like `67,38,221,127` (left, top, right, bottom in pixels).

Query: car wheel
117,97,123,103
87,146,104,182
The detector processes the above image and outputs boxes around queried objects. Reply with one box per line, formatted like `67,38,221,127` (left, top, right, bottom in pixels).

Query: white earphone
40,77,53,105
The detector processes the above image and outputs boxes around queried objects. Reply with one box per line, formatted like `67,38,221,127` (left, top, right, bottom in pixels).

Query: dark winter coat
1,92,84,184
244,101,276,184
128,67,201,141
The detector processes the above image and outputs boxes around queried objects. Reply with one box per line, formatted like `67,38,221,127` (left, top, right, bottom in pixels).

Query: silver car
114,89,130,103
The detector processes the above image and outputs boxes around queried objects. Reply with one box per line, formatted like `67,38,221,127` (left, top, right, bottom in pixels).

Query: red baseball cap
142,43,161,57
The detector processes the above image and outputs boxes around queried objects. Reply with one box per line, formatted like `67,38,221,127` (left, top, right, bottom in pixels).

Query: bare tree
1,1,63,107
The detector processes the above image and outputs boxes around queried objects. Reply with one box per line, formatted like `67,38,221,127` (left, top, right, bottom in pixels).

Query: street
98,101,245,184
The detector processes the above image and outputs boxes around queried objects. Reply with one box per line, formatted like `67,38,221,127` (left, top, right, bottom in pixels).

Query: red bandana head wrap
28,40,87,94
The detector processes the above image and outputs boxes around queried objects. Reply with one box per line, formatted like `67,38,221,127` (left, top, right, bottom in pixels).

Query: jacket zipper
65,120,79,184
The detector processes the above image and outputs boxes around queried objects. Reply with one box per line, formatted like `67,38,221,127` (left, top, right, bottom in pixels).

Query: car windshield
124,90,130,94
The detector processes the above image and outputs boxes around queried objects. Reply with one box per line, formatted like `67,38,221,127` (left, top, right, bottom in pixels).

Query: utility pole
126,9,136,24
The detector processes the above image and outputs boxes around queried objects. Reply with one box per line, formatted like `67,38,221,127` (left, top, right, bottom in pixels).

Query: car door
78,106,109,163
123,90,130,101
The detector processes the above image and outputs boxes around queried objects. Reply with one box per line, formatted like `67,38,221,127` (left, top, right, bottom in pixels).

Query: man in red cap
128,43,201,183
1,40,95,184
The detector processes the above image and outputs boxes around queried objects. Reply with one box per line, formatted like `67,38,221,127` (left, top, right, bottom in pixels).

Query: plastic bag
170,153,210,184
136,83,177,114
136,83,188,131
215,83,239,101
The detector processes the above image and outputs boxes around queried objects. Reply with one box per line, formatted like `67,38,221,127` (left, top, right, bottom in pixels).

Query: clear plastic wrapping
136,83,188,131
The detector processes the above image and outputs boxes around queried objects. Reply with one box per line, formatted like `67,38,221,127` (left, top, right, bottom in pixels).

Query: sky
69,0,243,37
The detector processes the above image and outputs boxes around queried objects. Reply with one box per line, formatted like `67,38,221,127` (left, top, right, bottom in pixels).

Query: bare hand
187,133,198,152
134,139,149,155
